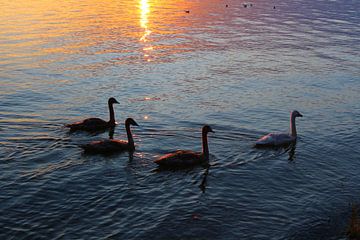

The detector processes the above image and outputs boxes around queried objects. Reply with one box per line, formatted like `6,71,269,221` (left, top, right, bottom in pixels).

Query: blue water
0,0,359,239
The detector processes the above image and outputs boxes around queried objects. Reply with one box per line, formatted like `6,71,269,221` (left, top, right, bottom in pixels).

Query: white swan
255,110,303,147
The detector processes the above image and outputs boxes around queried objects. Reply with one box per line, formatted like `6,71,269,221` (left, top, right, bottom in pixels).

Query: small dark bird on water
273,6,276,9
66,97,119,132
226,4,228,7
185,10,190,13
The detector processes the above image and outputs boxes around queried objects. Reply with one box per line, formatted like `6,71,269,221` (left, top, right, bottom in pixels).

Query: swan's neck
126,123,134,149
290,114,297,137
108,103,115,124
202,131,209,160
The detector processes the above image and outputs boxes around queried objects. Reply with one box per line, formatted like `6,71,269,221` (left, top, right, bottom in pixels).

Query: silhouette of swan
154,125,214,168
66,97,119,132
255,110,303,147
81,118,139,154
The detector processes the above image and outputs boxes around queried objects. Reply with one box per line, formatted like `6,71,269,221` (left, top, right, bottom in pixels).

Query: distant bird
273,6,276,9
81,118,139,154
154,125,214,168
255,110,303,147
66,97,119,132
243,3,253,8
226,4,228,7
185,10,190,13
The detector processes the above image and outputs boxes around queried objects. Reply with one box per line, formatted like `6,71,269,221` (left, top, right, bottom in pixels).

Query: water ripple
1,0,360,239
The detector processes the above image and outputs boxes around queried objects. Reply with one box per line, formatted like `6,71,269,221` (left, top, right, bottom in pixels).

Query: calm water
1,0,360,239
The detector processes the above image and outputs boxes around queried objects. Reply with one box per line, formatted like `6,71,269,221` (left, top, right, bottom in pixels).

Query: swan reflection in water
285,142,297,161
255,140,298,162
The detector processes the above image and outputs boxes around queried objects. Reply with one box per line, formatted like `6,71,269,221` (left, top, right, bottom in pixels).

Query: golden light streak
140,0,152,42
139,0,153,61
143,46,153,51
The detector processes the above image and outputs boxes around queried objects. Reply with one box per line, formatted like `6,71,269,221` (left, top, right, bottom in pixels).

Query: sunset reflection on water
139,0,152,42
139,0,153,61
0,0,215,68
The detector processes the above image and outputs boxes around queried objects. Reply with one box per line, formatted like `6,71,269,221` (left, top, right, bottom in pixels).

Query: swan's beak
299,113,303,117
210,129,215,133
133,121,139,126
114,99,120,104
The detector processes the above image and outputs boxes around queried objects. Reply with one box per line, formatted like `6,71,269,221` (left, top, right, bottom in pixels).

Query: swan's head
125,118,139,127
292,110,303,118
108,97,120,105
202,125,214,134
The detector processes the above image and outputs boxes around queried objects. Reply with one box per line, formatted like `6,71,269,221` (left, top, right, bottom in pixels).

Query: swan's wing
82,139,128,153
256,133,276,145
67,118,104,126
82,118,107,126
154,150,202,167
256,133,294,146
109,139,129,149
155,150,195,161
67,118,108,131
81,140,108,153
110,139,128,145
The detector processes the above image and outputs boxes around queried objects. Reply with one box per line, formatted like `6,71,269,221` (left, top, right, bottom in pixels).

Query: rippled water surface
1,0,360,239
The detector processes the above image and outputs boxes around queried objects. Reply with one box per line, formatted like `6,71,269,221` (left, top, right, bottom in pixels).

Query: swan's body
82,118,138,154
256,133,295,146
66,97,119,132
154,125,214,168
255,110,303,147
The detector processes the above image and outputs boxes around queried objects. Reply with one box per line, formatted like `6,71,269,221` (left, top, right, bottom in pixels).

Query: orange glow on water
0,0,207,67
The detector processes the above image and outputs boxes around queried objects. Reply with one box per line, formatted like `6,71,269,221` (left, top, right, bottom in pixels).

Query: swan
81,118,139,154
255,110,303,147
154,125,214,168
66,97,119,132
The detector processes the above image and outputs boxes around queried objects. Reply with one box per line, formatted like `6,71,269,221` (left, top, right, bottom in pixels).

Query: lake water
0,0,359,239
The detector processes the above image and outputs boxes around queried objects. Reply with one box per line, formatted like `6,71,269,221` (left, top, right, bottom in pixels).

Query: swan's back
67,118,109,131
82,139,129,154
255,133,295,147
154,150,204,168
